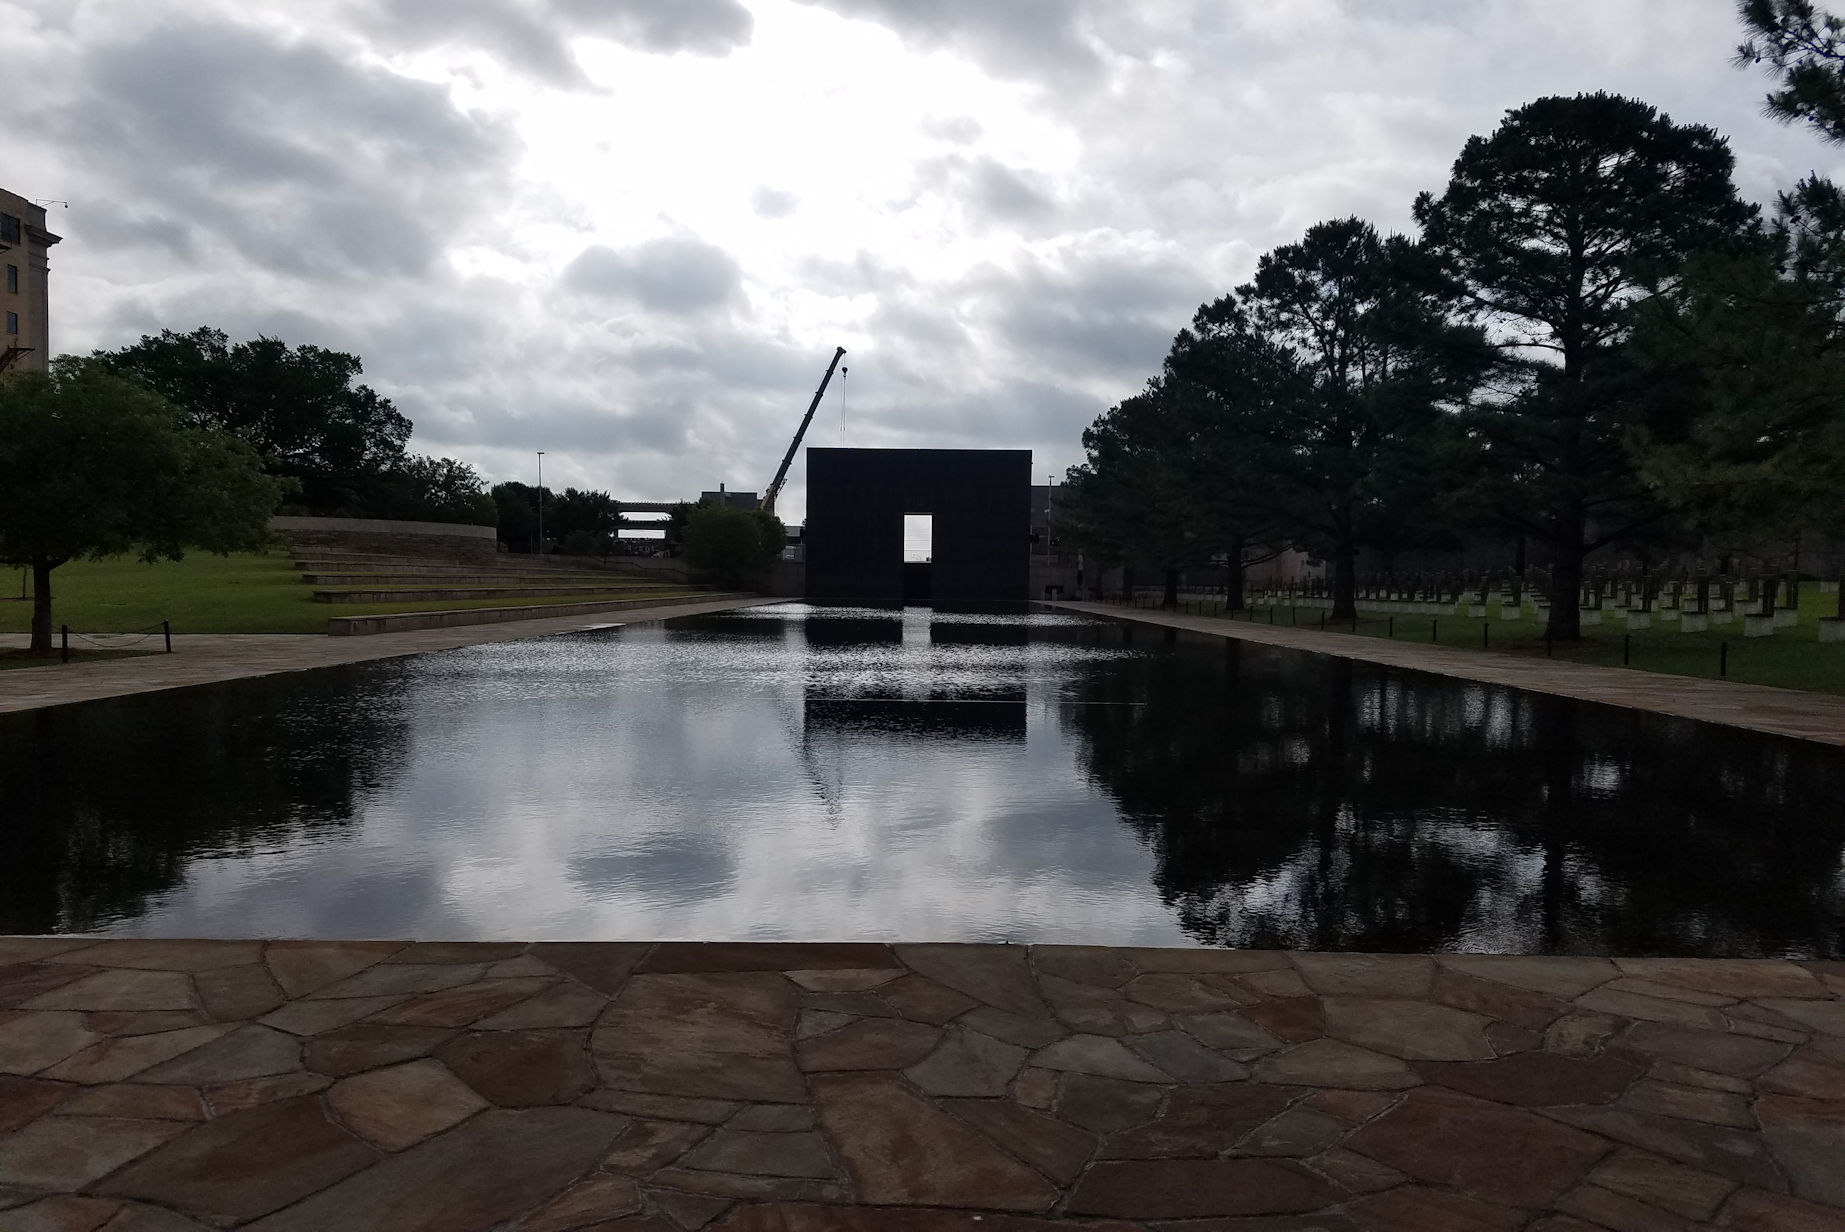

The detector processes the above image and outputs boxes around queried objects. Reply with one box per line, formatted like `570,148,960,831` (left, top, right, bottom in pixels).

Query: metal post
1483,622,1489,649
1720,641,1728,677
535,451,546,555
163,620,171,653
60,624,68,664
1432,618,1438,643
1388,616,1394,638
1545,633,1552,657
1623,634,1631,666
1319,612,1326,630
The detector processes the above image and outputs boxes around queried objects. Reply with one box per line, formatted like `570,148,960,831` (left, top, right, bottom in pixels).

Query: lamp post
1046,473,1054,557
536,451,545,555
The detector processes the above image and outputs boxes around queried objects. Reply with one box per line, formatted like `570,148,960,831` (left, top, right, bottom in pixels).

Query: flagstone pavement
2,939,1842,1230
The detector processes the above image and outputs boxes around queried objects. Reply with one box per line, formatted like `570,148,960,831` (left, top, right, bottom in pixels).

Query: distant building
699,484,760,510
0,188,61,374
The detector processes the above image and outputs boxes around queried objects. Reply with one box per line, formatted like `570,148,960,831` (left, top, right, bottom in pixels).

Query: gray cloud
15,0,1845,524
794,0,1103,87
551,0,753,57
750,186,799,218
562,237,744,314
349,0,753,85
951,156,1058,224
32,12,514,283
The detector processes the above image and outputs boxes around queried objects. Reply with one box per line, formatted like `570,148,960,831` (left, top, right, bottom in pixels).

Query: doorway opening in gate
902,514,932,603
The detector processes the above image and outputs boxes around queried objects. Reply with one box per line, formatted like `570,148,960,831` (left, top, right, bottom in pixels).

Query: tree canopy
94,327,411,514
1063,83,1845,637
0,361,281,653
682,502,785,587
1738,0,1845,143
1167,218,1484,618
1414,92,1759,636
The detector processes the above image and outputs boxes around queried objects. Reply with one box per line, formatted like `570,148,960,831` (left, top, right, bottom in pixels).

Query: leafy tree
366,456,496,526
547,488,624,555
1628,178,1845,591
1169,219,1485,620
0,361,281,654
1415,93,1759,638
93,327,411,514
664,501,697,554
1738,0,1845,142
1062,377,1284,607
491,481,551,553
682,502,784,587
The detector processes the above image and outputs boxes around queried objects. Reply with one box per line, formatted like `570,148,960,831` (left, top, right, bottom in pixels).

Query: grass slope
0,553,704,636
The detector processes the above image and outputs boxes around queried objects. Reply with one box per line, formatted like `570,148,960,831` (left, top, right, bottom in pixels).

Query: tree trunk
1162,569,1179,609
1227,556,1246,612
1330,538,1357,622
1545,524,1584,640
30,558,54,656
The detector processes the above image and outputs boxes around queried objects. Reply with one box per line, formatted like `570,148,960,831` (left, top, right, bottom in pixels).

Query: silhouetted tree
1061,378,1248,606
1738,0,1845,142
1416,93,1758,638
94,327,411,515
367,456,496,526
1170,219,1485,620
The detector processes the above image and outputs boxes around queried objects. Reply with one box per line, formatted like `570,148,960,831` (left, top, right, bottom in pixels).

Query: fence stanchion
1432,618,1438,643
163,620,172,654
60,625,69,664
1269,606,1275,625
1320,612,1326,631
1388,616,1394,639
1483,622,1489,650
1720,641,1728,678
1623,634,1631,667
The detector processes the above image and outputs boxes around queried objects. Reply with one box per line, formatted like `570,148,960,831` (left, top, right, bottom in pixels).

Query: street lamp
536,451,545,555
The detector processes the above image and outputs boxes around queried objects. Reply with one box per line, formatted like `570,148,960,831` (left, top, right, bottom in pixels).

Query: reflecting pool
2,603,1842,955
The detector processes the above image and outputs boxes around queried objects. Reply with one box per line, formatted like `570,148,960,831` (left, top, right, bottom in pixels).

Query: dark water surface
2,603,1842,955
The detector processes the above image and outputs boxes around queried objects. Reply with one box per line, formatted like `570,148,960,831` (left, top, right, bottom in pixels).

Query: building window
5,265,15,293
4,312,17,335
0,214,18,244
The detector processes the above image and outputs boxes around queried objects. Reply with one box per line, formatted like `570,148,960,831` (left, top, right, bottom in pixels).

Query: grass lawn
0,552,710,636
1149,588,1845,695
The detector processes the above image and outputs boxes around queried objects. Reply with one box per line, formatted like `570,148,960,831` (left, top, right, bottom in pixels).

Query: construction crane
761,346,846,517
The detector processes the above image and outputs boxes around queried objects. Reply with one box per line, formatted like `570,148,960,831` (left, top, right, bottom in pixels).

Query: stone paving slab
1,940,1841,1229
0,597,778,715
1056,600,1845,748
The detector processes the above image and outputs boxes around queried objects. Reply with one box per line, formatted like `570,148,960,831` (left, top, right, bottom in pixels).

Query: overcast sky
9,0,1843,523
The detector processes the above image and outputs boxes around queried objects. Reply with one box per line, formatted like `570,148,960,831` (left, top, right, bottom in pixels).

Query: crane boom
761,346,846,516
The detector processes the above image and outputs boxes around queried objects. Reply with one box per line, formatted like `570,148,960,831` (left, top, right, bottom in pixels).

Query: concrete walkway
1056,601,1845,749
0,938,1840,1229
0,597,777,716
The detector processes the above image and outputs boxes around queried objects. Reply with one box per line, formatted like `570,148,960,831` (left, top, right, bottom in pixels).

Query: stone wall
270,516,498,564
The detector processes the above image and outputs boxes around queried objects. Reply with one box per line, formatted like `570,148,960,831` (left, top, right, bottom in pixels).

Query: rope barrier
50,620,173,657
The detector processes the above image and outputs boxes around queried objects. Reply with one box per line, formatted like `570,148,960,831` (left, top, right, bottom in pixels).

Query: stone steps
312,583,675,604
300,571,666,587
325,590,752,634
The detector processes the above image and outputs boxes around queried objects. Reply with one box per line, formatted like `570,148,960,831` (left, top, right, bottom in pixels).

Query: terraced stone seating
288,549,678,605
1,938,1840,1228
